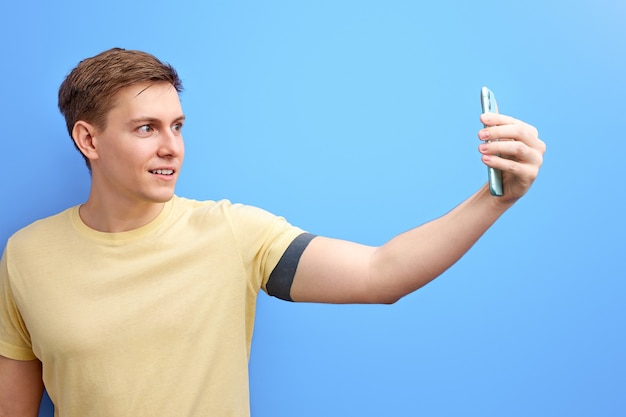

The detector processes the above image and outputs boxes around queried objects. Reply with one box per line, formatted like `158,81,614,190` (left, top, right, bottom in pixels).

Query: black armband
266,233,317,301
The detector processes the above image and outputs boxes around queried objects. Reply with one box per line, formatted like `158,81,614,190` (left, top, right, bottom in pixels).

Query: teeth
151,169,174,175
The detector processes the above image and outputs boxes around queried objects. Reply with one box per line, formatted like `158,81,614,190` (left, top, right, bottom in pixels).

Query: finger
481,153,540,184
479,122,544,152
479,112,521,127
480,123,538,144
479,140,544,167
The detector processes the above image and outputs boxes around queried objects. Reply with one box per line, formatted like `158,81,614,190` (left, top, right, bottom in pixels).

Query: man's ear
72,121,100,162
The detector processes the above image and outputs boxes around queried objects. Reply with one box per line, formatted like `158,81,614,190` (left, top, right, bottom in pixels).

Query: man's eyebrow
128,115,186,125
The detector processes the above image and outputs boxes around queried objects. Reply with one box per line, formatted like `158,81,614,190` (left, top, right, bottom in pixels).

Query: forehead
109,82,183,118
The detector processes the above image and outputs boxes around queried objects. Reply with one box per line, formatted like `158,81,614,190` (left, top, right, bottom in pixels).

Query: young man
0,48,545,416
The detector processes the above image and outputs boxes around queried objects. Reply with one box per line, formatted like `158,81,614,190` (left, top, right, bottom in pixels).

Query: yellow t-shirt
0,196,305,416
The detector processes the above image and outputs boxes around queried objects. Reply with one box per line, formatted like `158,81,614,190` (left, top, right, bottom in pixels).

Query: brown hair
58,48,183,169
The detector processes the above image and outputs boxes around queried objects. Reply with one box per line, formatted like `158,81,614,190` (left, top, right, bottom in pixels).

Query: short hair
58,48,183,169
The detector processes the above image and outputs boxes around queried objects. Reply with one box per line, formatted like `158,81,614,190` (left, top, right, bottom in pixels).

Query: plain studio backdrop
1,1,624,416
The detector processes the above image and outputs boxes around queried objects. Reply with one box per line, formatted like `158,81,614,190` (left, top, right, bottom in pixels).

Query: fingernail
479,143,489,153
479,130,490,140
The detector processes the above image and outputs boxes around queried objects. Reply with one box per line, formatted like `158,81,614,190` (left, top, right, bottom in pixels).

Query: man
0,48,545,416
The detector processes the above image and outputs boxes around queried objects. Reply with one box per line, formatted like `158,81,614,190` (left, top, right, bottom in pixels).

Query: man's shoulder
8,207,76,248
173,195,263,218
172,195,287,230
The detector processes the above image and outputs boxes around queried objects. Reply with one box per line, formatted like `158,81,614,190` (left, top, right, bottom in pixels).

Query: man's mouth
149,169,174,175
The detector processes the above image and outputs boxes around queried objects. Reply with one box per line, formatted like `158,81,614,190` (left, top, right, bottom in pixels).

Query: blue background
1,1,624,416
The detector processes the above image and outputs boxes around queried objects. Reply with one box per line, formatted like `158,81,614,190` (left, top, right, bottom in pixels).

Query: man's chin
146,189,176,204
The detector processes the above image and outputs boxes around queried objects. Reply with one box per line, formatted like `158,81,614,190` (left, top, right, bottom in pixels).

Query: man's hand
478,113,546,204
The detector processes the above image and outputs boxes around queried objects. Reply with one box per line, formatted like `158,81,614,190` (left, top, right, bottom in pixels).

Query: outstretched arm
290,113,545,304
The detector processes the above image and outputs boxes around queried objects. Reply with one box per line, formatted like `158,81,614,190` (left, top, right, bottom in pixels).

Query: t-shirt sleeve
226,203,315,301
0,247,37,360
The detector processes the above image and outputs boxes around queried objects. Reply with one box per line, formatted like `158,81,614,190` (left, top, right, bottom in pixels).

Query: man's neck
78,196,167,233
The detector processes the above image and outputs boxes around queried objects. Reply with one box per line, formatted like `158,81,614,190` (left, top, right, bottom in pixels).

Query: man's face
90,82,185,206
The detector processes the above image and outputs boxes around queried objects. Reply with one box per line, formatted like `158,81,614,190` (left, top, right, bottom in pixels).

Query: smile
149,169,174,175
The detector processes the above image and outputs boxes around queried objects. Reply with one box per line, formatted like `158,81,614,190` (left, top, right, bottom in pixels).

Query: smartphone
480,86,503,196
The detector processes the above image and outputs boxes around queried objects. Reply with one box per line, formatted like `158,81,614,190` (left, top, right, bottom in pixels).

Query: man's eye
137,125,152,134
172,123,183,133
